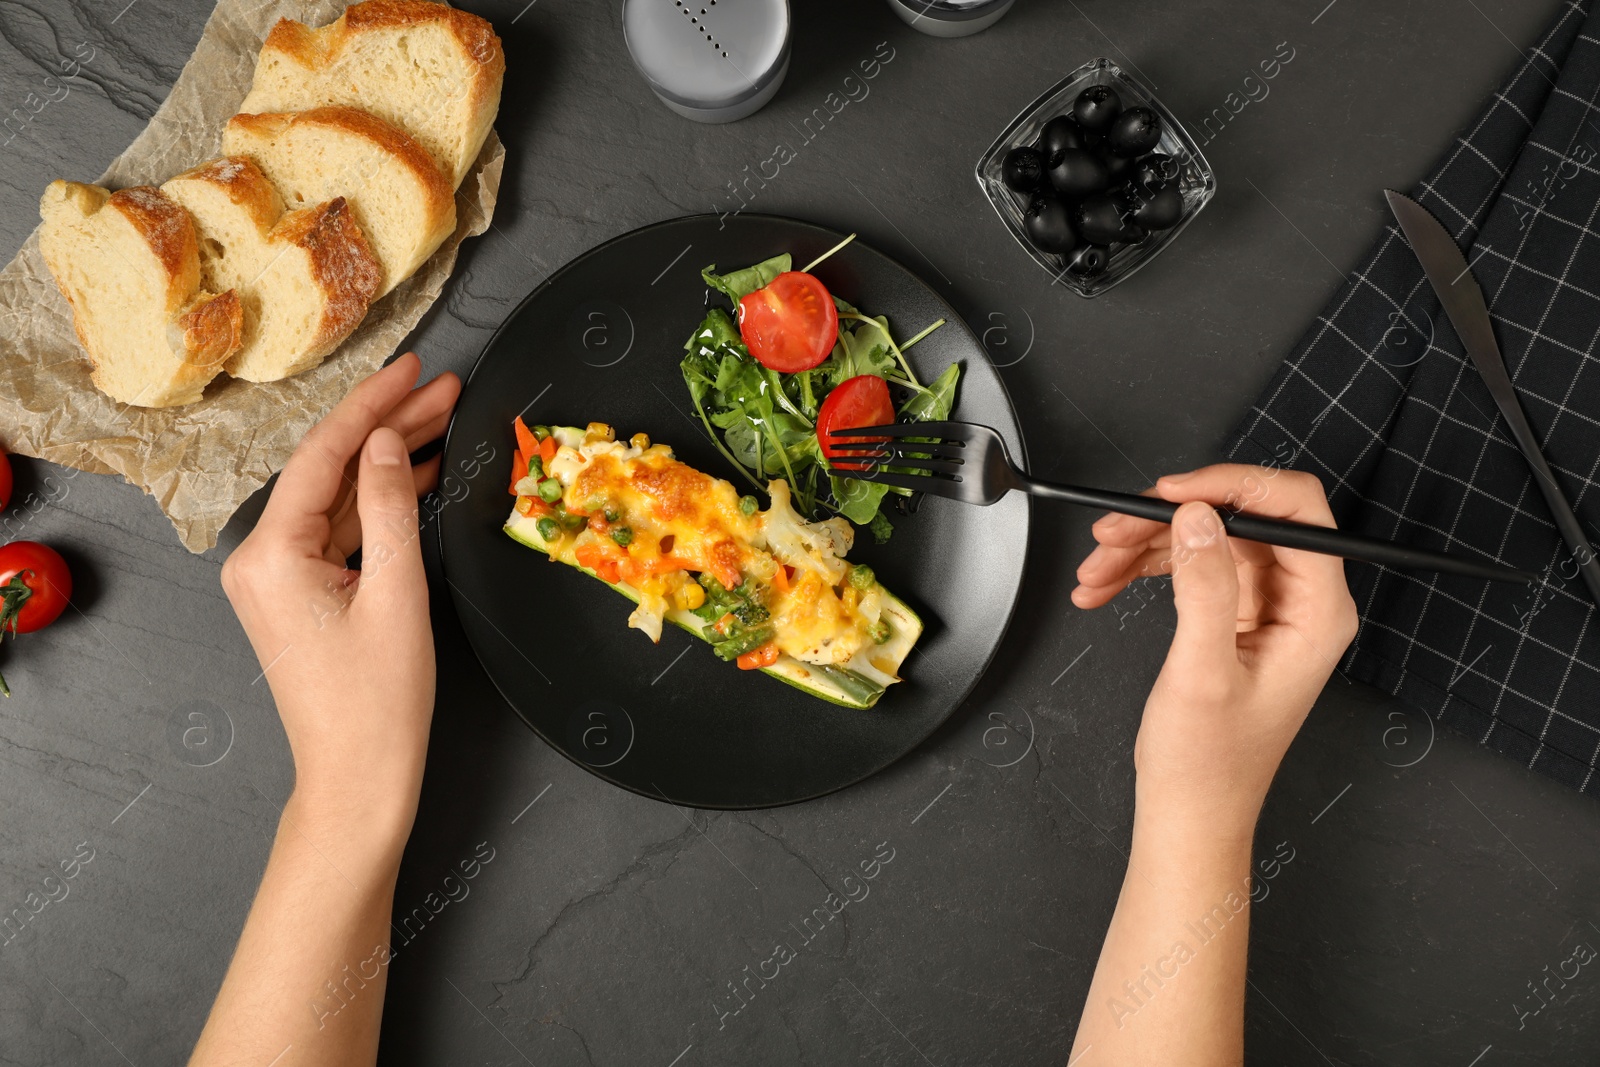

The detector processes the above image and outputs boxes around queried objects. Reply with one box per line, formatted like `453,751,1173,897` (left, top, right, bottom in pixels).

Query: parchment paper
0,0,503,552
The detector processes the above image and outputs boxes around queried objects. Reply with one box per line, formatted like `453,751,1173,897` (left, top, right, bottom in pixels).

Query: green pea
535,517,559,542
848,565,875,591
538,479,563,503
739,495,759,516
604,507,620,523
611,526,634,547
868,620,892,645
526,455,543,479
532,425,551,440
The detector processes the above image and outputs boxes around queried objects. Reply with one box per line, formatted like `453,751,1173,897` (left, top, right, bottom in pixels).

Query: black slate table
2,1,1596,1064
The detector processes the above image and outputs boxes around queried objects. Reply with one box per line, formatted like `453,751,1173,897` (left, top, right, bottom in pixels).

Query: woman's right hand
1073,464,1359,832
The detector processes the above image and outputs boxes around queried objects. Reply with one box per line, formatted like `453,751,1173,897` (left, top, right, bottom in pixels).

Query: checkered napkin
1227,0,1600,792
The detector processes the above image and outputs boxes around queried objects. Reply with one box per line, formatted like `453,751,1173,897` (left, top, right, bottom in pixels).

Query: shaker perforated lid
623,0,791,123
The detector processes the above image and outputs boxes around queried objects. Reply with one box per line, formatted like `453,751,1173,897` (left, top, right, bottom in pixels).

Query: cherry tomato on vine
0,541,71,698
817,374,896,471
737,271,839,373
0,541,70,635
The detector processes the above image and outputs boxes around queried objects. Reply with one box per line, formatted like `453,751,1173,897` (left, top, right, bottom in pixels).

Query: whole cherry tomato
0,541,72,697
737,271,839,373
817,374,896,471
0,446,11,513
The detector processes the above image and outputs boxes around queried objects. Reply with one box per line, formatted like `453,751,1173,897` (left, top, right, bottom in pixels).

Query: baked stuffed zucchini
503,420,921,708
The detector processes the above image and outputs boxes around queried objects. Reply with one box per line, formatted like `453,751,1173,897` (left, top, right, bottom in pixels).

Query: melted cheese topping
534,425,878,664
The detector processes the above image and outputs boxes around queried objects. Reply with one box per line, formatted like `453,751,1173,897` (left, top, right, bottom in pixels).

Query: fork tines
823,422,965,440
824,423,965,482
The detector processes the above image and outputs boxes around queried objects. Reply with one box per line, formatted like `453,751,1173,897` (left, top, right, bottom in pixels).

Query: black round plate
438,214,1029,809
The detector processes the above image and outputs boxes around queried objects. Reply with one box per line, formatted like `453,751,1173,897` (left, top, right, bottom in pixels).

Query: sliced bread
221,106,455,298
162,157,382,382
39,181,242,408
238,0,504,188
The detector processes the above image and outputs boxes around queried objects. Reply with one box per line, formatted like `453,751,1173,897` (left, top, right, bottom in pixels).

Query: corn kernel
630,432,651,451
676,581,706,610
585,422,615,443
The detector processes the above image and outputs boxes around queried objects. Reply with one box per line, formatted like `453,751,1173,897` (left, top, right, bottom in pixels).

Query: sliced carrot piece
539,435,558,467
737,643,781,670
514,417,538,463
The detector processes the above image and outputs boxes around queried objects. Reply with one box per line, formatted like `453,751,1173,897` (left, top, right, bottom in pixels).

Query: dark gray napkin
1228,0,1600,792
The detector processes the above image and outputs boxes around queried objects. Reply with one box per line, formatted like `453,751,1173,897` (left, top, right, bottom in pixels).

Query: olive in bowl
1066,243,1111,277
1130,153,1180,195
1107,106,1162,156
1128,183,1183,230
1074,192,1146,245
1002,146,1047,192
1072,84,1122,133
1038,115,1088,163
1047,147,1109,199
1023,194,1080,254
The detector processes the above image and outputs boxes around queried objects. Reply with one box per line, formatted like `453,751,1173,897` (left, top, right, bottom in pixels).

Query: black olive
1047,148,1109,199
1107,106,1162,156
1002,146,1046,192
1103,150,1137,183
1023,193,1079,254
1129,183,1183,230
1072,84,1122,133
1066,244,1110,277
1131,152,1181,194
1038,115,1087,164
1074,192,1146,245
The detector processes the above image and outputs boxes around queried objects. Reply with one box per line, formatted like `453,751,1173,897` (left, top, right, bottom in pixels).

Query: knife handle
1493,397,1600,606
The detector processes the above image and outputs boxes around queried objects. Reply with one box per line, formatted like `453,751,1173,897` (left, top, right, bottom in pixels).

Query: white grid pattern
1228,0,1600,793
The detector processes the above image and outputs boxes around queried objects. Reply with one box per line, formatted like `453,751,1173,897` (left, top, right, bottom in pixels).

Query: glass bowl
975,57,1217,297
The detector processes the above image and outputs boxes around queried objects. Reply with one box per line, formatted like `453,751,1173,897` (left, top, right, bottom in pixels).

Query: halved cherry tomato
0,446,11,512
0,541,72,698
737,271,839,372
817,374,895,470
737,643,781,671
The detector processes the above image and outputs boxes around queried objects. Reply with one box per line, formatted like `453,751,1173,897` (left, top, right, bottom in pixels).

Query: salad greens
680,248,959,543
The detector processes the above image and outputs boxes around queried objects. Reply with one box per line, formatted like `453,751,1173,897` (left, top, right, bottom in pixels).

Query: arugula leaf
702,255,791,303
831,473,892,526
686,306,744,355
900,362,961,423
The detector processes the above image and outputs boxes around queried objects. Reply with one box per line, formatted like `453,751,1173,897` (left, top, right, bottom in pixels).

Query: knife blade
1385,189,1600,607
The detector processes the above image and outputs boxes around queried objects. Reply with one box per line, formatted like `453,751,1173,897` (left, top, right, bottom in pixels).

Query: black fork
826,421,1536,585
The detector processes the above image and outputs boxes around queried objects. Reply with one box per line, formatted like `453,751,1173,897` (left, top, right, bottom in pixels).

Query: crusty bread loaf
221,107,455,298
239,0,503,188
162,157,382,382
39,181,242,408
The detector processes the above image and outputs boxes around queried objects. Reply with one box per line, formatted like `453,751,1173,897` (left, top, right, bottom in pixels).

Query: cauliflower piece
755,480,854,585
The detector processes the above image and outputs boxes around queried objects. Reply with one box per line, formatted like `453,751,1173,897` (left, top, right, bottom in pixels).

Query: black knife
1385,189,1600,607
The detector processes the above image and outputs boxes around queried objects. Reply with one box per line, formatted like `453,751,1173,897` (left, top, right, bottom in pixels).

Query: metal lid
623,0,790,113
896,0,1009,19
